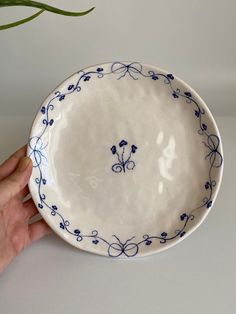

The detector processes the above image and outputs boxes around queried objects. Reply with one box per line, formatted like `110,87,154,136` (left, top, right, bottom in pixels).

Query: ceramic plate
28,62,223,258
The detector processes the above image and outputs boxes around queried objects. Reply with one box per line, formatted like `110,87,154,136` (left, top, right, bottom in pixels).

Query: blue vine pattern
28,62,223,257
111,140,138,173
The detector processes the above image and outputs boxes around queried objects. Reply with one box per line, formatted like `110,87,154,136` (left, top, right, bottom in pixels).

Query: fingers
23,198,38,220
18,185,30,200
0,145,27,181
28,219,52,243
0,156,32,206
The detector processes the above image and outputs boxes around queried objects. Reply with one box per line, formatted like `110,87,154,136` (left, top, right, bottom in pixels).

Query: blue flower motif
68,84,74,91
38,203,43,209
152,75,159,80
119,140,128,147
205,181,210,189
97,68,104,72
49,119,54,126
60,222,65,229
59,95,65,101
84,76,91,82
42,178,47,185
180,231,186,237
180,213,187,221
111,140,137,173
111,145,116,155
161,232,167,237
172,92,179,98
93,239,99,244
131,145,138,153
195,110,200,117
41,106,46,114
202,123,207,131
145,240,152,245
184,92,192,97
167,74,174,80
74,229,80,235
52,205,58,210
207,201,212,208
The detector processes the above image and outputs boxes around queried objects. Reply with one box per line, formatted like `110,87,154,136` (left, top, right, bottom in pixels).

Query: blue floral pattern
111,140,138,173
28,62,223,257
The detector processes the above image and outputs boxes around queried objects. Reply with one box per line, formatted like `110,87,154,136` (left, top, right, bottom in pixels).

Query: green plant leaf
0,0,95,30
0,8,44,30
0,0,95,16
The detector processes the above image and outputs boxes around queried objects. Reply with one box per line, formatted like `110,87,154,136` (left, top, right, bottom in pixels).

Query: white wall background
0,0,235,119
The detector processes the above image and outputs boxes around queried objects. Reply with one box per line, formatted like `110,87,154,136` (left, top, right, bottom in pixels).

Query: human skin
0,146,51,273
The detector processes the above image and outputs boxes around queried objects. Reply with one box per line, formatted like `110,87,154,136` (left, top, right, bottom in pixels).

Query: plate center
48,76,207,238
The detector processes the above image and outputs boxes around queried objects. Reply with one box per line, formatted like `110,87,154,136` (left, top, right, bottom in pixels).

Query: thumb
0,156,32,206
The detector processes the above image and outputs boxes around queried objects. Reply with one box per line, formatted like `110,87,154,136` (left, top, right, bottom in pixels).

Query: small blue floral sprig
111,140,138,173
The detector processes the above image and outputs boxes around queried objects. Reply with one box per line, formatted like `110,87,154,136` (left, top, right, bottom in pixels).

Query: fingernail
17,156,32,172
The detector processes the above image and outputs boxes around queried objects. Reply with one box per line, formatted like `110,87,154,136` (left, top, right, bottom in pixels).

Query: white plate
28,62,223,258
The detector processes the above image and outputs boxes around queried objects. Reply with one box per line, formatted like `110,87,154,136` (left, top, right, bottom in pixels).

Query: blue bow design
111,62,144,80
28,136,48,167
108,236,139,257
203,134,223,168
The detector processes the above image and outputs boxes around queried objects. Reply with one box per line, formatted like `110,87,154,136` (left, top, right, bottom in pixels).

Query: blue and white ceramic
27,62,223,258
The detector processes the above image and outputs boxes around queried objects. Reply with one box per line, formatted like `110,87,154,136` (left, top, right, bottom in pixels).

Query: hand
0,146,51,272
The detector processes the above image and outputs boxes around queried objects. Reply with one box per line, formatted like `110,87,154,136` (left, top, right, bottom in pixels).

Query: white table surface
0,0,236,312
0,116,235,314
